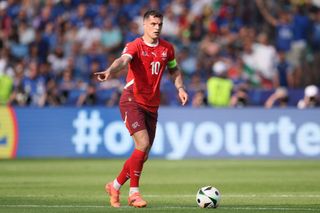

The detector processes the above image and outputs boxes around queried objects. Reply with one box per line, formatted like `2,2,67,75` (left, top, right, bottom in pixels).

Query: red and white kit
119,37,175,136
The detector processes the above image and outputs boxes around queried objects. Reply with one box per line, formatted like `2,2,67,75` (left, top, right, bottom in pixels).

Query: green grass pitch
0,159,319,213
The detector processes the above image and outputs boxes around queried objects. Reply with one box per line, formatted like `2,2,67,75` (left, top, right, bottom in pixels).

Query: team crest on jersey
161,50,167,60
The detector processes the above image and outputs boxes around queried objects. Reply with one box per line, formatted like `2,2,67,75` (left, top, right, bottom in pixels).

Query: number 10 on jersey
151,61,160,75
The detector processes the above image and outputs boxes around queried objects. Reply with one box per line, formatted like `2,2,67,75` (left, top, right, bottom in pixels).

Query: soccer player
94,10,188,208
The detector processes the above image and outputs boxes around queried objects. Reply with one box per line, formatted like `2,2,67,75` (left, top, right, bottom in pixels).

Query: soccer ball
196,186,221,208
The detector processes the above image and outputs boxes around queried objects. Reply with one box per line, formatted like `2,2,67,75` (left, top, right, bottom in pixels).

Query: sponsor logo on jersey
0,107,18,159
141,51,149,56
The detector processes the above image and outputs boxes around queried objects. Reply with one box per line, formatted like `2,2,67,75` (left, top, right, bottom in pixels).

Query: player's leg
105,181,121,208
105,158,130,208
127,129,149,208
143,110,157,162
127,110,157,207
105,92,132,208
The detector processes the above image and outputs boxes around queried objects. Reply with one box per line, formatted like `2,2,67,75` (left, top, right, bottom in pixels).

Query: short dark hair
143,10,163,20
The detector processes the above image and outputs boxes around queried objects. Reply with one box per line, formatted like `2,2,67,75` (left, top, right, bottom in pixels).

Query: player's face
143,16,163,40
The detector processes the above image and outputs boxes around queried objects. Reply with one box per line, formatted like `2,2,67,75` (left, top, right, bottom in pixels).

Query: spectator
11,62,46,107
178,47,197,76
18,21,35,45
0,70,13,105
94,5,108,28
69,3,87,28
100,18,122,53
45,79,61,106
207,60,233,107
47,46,69,77
30,30,50,63
8,84,31,106
255,0,294,53
310,9,320,85
124,22,141,43
77,83,97,106
265,87,289,108
1,1,319,108
8,29,29,60
162,5,180,41
256,0,312,87
297,85,319,108
75,17,101,51
241,38,260,87
252,32,277,89
0,1,12,39
274,50,294,88
192,89,207,108
58,70,76,105
230,83,249,107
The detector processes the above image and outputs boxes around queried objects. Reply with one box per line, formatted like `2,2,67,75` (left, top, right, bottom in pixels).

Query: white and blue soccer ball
196,186,221,208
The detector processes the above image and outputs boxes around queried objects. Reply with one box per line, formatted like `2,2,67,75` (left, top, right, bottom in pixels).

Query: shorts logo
0,107,18,159
132,121,140,129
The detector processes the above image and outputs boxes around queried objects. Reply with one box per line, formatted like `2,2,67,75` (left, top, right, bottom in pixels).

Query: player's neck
142,35,159,47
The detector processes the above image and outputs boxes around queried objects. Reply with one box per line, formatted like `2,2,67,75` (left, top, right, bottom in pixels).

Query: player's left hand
178,88,188,106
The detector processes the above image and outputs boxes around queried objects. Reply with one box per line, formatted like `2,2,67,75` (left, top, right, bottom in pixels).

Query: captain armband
167,59,177,69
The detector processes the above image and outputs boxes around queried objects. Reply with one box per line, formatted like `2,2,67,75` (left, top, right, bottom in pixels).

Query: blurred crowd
0,0,319,108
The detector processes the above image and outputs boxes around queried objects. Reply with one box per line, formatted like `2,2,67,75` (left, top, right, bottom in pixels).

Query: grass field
0,159,320,213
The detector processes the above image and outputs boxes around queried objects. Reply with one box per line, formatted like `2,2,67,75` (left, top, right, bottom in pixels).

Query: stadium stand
0,0,319,108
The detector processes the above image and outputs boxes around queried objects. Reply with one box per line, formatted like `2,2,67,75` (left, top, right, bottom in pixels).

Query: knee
136,142,150,152
133,129,151,152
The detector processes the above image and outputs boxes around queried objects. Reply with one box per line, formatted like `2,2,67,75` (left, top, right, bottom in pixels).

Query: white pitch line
3,194,320,198
144,194,320,198
0,204,319,212
221,207,320,212
0,205,105,208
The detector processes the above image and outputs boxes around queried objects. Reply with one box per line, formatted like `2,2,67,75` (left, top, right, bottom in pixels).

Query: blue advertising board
0,107,319,159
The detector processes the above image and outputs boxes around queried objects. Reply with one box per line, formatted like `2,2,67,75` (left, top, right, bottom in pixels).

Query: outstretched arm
94,55,131,82
169,66,188,106
255,0,278,27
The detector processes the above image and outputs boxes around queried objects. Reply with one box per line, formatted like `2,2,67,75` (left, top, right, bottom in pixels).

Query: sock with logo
129,149,146,188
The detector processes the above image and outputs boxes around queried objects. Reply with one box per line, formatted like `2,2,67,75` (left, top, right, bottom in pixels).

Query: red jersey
121,37,175,112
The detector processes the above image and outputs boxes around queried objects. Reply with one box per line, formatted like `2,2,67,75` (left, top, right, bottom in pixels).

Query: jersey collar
141,37,159,47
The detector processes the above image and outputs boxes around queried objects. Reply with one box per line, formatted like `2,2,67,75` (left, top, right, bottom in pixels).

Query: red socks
116,149,146,187
130,149,146,187
116,158,131,185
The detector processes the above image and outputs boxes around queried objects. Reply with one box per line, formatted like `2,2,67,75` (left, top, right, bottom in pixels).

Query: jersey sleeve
121,41,137,59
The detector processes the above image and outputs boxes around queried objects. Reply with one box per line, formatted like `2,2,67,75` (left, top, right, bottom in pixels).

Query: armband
167,59,177,69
